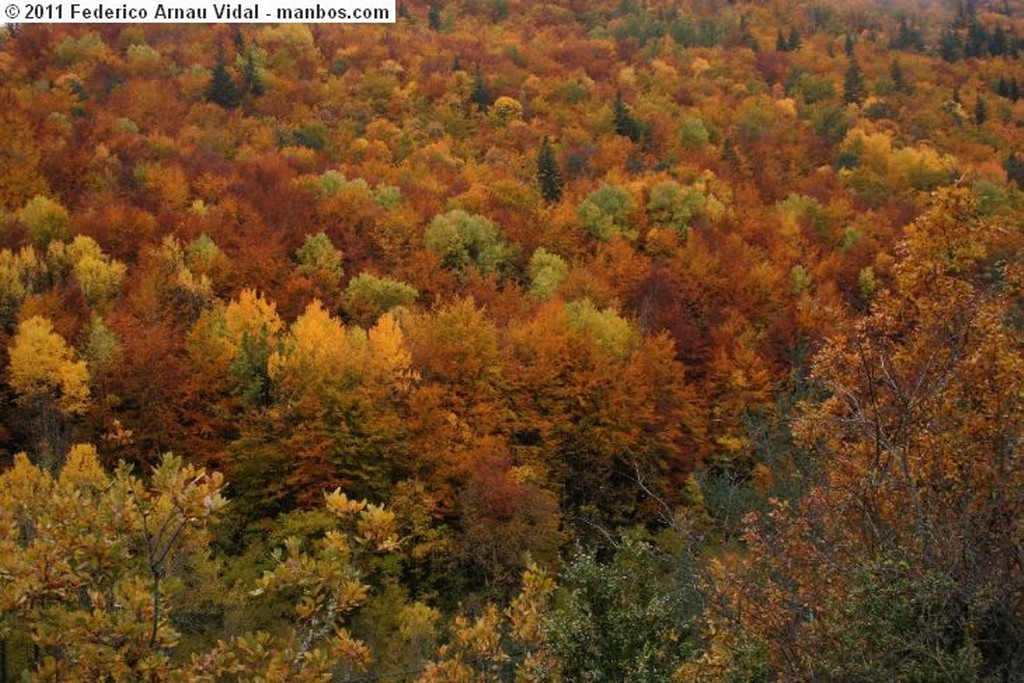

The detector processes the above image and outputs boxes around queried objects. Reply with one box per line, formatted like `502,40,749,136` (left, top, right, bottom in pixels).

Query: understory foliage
3,0,1024,679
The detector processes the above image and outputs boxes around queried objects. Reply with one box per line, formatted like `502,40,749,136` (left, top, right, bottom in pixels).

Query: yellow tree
0,446,226,682
8,315,89,471
0,445,399,682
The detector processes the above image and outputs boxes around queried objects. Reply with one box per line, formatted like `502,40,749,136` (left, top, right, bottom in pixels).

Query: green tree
471,64,491,109
578,184,636,241
295,231,344,280
427,0,441,30
543,534,698,681
787,27,801,51
940,29,962,62
206,49,239,109
1004,152,1024,187
843,59,867,104
613,91,644,143
527,248,569,299
242,49,265,97
990,25,1008,56
890,59,908,93
646,180,709,237
537,136,564,203
19,195,70,247
423,210,516,278
343,272,419,326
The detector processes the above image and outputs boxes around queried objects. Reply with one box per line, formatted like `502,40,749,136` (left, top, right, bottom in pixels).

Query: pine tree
242,50,264,98
966,20,989,58
776,29,789,52
844,33,855,56
206,50,239,109
990,25,1008,56
892,18,925,52
612,91,643,143
894,18,912,49
940,29,963,62
891,60,908,93
721,137,739,166
1004,152,1024,186
471,64,491,109
738,15,759,50
975,93,988,125
428,0,441,30
843,60,867,105
537,137,564,204
787,27,801,51
997,76,1011,99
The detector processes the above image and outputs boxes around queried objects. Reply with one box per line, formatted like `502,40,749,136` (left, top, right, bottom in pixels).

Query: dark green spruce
537,137,564,204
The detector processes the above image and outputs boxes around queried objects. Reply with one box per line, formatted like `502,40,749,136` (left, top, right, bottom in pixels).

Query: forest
1,0,1024,680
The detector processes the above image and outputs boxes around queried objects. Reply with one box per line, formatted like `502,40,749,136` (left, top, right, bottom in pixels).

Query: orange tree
712,187,1024,680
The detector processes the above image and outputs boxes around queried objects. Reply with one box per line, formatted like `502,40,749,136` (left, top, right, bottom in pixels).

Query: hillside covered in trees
2,0,1024,680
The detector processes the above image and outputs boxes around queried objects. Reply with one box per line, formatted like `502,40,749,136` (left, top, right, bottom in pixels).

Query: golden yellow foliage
8,315,89,414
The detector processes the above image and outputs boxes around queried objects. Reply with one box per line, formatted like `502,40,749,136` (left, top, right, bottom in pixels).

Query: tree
527,248,569,299
427,0,441,30
940,29,962,62
891,18,924,51
0,446,401,682
975,92,988,125
51,235,127,307
543,533,698,681
890,59,908,93
646,179,712,238
267,299,354,403
966,18,989,58
343,272,418,326
775,29,789,52
295,231,344,280
504,301,704,528
990,25,1008,56
537,136,564,204
787,27,801,51
612,91,644,143
718,188,1024,679
997,76,1011,99
19,195,70,247
0,448,227,681
843,59,867,105
0,91,48,212
206,49,239,109
242,49,265,97
1004,151,1024,187
417,563,557,682
577,184,636,241
8,316,89,470
423,210,516,279
470,64,491,109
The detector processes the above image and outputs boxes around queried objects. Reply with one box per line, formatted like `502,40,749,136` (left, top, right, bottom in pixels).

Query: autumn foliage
3,0,1024,679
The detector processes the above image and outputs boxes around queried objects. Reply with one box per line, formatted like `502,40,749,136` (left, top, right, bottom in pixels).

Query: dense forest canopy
1,0,1024,680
